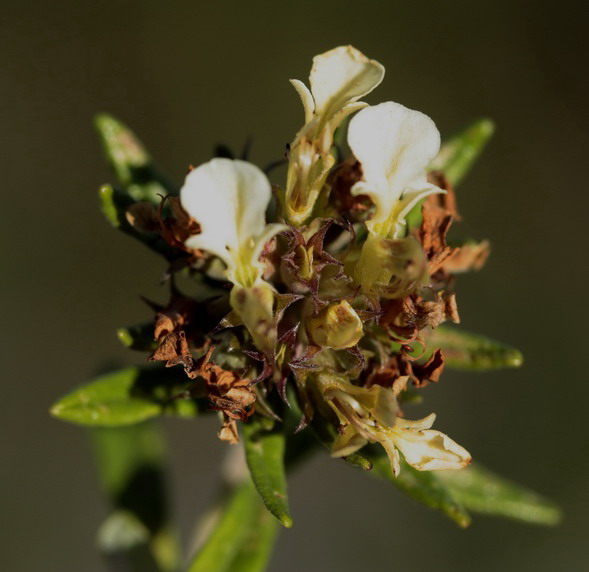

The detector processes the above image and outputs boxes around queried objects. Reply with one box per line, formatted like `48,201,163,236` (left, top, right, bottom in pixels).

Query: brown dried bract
148,294,203,375
380,293,455,340
125,198,202,261
218,417,240,444
419,195,455,276
427,171,461,220
197,347,256,423
441,240,491,274
150,330,195,372
158,196,201,253
126,202,161,233
366,348,445,390
328,158,373,221
411,349,445,387
403,296,446,331
420,174,489,277
444,293,460,324
152,293,196,340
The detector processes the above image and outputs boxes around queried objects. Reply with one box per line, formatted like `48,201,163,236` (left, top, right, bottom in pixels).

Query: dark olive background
2,1,588,571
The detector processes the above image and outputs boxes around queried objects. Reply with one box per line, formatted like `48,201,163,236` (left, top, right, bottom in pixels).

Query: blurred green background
3,0,588,570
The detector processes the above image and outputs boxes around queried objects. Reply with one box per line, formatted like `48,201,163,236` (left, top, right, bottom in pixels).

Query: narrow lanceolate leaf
187,481,261,572
91,421,180,572
98,184,179,260
427,325,523,370
243,418,293,528
367,450,471,528
430,118,495,186
228,500,280,572
51,368,160,426
50,366,204,426
437,464,562,526
95,113,177,202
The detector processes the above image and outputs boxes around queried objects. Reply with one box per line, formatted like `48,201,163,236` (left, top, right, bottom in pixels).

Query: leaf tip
49,402,63,419
541,505,563,526
455,512,472,529
279,514,294,528
98,184,120,227
506,348,524,368
93,112,115,132
116,327,134,348
473,117,495,139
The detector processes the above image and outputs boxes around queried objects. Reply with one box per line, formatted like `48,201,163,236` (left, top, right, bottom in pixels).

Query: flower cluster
138,46,486,476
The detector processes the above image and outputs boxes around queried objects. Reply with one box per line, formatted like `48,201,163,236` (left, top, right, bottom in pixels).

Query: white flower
377,413,472,476
285,46,385,225
348,101,444,238
181,158,285,288
290,45,385,134
320,376,471,476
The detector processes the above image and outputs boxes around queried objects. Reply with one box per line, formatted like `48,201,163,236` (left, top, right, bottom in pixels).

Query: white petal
378,433,401,476
329,101,368,134
395,413,437,431
180,158,274,282
371,386,398,428
393,183,445,237
393,425,471,472
348,101,441,225
309,46,384,125
290,79,315,124
250,222,288,272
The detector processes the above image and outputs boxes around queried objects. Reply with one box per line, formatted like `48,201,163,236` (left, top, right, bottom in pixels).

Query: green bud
306,300,363,349
230,281,276,354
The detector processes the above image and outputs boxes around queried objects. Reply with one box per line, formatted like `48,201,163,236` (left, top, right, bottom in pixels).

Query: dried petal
125,202,160,233
441,240,491,274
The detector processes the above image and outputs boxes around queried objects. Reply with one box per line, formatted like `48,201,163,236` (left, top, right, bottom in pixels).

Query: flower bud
230,280,276,354
306,300,363,349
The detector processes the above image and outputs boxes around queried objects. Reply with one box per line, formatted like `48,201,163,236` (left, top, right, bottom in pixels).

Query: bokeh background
3,0,589,570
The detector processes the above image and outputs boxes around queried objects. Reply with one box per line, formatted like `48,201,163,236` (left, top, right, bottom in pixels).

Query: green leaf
367,450,471,528
95,113,177,203
51,366,205,427
430,118,495,186
91,421,166,499
427,325,524,370
243,417,293,528
91,421,180,572
51,368,160,426
98,184,180,259
187,481,261,572
228,500,280,572
437,463,562,526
